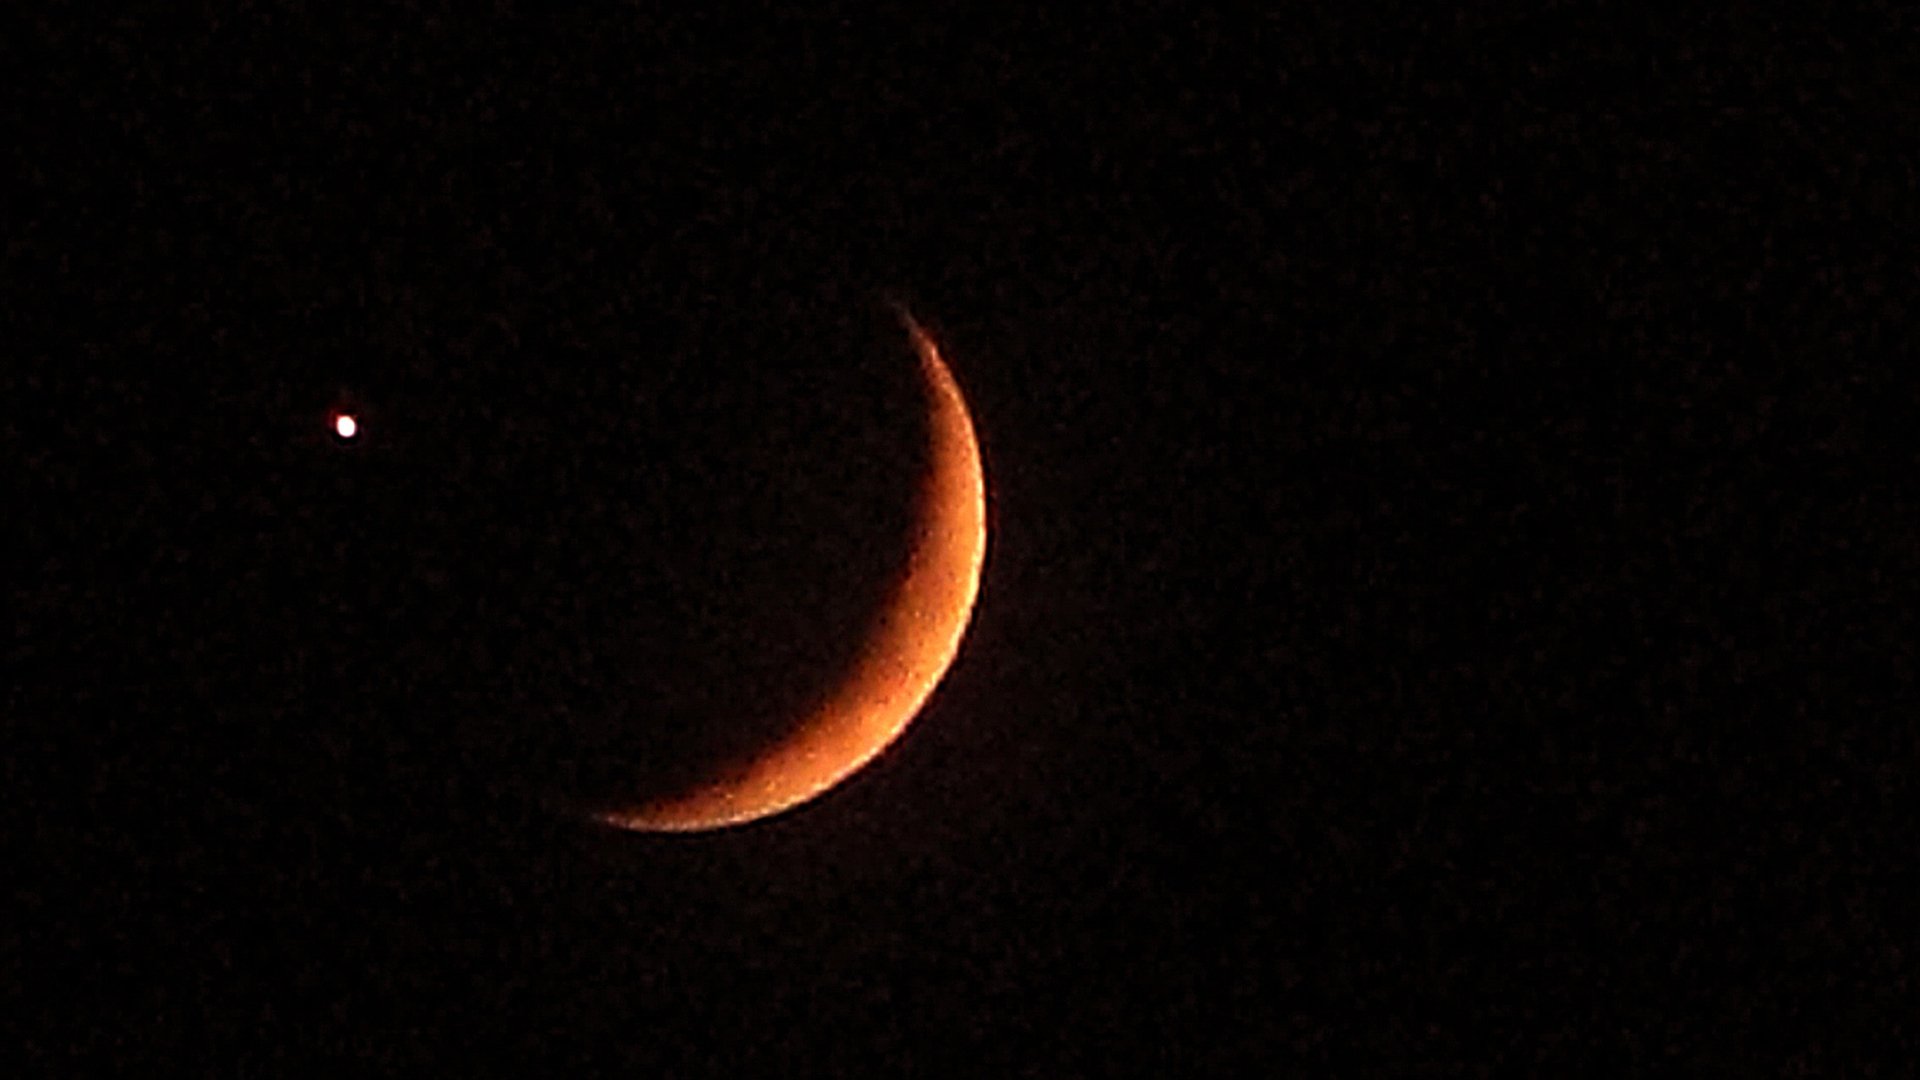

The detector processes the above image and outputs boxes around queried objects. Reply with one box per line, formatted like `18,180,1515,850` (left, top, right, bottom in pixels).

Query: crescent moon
596,310,988,832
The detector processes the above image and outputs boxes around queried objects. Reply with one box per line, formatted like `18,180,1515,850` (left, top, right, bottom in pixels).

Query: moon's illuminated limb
597,311,987,833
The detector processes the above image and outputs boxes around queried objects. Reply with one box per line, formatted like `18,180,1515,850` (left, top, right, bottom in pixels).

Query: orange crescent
596,310,987,832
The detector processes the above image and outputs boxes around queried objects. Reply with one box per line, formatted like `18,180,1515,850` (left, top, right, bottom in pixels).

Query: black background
10,5,1919,1072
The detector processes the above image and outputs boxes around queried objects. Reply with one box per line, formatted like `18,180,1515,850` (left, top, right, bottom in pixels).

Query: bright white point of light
334,414,358,439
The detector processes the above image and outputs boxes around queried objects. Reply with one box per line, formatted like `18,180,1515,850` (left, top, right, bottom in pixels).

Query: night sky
11,6,1919,1073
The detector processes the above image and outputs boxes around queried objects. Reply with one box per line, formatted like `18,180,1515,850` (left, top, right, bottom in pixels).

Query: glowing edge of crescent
593,312,987,833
